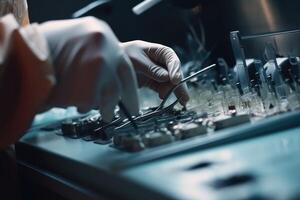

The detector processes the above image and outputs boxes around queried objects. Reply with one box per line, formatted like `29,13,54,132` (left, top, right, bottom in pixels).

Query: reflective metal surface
221,0,300,58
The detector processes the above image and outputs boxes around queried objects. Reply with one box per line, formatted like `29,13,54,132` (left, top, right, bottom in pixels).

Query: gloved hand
38,17,189,122
121,41,190,106
38,17,139,122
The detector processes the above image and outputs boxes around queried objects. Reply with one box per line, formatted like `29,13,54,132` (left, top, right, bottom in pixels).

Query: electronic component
113,133,145,152
142,130,173,147
53,29,300,153
214,114,251,130
172,122,207,139
61,113,102,138
55,104,251,152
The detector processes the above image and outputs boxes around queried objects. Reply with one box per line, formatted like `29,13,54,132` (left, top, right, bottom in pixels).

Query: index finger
174,83,190,106
146,43,182,85
116,53,140,117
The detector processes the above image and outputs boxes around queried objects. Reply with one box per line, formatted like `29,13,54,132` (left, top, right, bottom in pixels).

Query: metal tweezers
117,63,216,131
155,63,216,111
116,99,179,130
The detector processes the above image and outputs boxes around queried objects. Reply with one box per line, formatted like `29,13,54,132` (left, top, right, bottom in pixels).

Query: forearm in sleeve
0,14,56,150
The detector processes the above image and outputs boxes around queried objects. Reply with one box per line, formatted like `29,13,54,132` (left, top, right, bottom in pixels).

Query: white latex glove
38,17,139,122
121,41,190,105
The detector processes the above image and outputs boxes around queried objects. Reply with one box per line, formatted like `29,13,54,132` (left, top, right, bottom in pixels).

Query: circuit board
56,106,252,152
54,81,299,153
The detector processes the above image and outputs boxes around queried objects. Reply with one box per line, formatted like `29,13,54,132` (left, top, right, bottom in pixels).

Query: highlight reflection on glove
121,40,190,106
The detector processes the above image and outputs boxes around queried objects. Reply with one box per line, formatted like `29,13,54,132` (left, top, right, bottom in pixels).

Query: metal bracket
230,31,250,94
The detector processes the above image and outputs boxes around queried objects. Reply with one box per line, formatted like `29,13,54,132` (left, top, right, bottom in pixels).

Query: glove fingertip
179,95,190,106
174,84,190,106
99,97,119,123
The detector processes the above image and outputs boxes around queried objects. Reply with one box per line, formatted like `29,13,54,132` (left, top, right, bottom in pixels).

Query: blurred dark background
27,0,227,65
27,0,300,67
